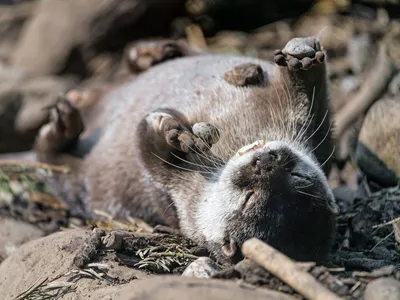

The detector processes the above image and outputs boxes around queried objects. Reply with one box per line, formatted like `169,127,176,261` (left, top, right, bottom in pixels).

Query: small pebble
282,37,316,58
182,257,221,279
223,63,264,86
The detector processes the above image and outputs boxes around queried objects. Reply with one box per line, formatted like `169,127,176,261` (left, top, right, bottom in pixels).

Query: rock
15,76,77,133
388,72,400,96
340,76,360,95
356,98,400,187
347,33,375,74
115,275,296,300
0,217,44,262
0,229,88,299
11,0,186,77
0,75,76,152
182,257,221,278
0,2,37,63
223,63,265,86
0,228,149,300
364,278,400,300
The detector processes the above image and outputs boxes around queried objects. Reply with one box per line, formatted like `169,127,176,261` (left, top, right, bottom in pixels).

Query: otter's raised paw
35,95,84,155
274,37,325,71
146,112,219,153
125,41,183,73
45,95,84,139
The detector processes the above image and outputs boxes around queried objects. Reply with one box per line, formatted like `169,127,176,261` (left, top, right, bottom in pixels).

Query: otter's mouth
237,140,266,156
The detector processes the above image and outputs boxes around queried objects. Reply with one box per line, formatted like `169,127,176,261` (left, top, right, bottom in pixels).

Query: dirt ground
0,0,399,299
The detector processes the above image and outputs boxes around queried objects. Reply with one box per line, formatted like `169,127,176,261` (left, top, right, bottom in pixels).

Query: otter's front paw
125,41,183,73
41,96,84,140
46,96,84,139
36,95,84,153
146,112,219,153
274,37,325,71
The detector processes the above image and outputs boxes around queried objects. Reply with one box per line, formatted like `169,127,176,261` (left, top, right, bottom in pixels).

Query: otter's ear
221,238,237,258
328,200,340,215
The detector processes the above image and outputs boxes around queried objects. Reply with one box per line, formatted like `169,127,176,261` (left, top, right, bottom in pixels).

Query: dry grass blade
371,231,395,251
14,277,49,300
134,247,198,273
14,276,76,300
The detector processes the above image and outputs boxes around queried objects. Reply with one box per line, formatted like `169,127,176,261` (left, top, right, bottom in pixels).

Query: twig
334,43,396,138
185,24,208,50
0,160,70,174
372,217,400,229
371,230,394,251
242,238,343,300
349,281,361,294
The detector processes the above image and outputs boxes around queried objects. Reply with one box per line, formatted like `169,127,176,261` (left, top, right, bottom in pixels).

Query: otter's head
196,140,338,264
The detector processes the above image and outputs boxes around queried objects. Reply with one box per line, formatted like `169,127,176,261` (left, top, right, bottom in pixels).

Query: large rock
0,75,76,152
356,98,400,186
364,278,400,300
0,228,149,300
0,217,44,262
115,276,296,300
11,0,186,77
0,2,37,63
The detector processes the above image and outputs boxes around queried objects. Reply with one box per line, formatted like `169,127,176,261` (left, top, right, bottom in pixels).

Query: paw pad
274,37,325,71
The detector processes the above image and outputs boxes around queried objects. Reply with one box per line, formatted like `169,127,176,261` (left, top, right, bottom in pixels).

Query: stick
185,24,208,50
334,43,396,138
242,238,343,300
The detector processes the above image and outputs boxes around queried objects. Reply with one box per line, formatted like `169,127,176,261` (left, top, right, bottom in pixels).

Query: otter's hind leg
274,37,333,175
35,96,84,164
125,40,207,73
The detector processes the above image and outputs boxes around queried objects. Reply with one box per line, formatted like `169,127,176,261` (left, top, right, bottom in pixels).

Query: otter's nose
252,150,281,171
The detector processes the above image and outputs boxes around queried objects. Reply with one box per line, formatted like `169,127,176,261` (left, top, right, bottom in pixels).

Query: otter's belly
82,55,279,214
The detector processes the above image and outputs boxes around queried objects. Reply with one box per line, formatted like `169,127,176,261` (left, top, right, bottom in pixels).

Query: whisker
151,152,214,174
296,189,324,200
309,119,332,154
303,110,328,146
170,152,219,171
320,144,336,169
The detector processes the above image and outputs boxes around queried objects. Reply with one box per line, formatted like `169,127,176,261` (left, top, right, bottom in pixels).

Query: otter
33,36,339,263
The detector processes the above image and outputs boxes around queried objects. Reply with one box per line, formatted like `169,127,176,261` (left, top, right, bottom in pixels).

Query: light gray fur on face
195,140,337,245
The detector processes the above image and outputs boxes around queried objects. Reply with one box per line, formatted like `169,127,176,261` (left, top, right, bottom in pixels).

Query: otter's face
196,141,338,263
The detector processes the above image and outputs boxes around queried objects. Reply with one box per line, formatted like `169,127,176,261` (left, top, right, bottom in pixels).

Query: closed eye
291,172,312,185
242,190,254,208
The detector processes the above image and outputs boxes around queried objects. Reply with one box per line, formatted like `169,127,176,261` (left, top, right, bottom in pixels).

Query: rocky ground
0,0,400,299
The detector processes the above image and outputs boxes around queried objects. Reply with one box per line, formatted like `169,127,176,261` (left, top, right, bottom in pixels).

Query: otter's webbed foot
144,110,219,154
35,95,84,160
274,37,325,71
125,40,205,73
